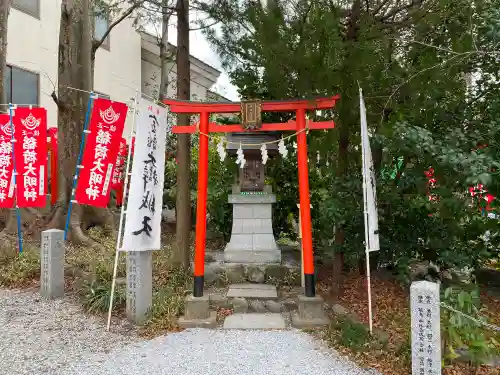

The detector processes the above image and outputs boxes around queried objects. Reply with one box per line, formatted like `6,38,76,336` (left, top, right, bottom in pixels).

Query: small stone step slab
226,284,277,299
223,313,286,329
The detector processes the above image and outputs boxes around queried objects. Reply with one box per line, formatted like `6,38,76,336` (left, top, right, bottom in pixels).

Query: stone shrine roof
226,132,280,151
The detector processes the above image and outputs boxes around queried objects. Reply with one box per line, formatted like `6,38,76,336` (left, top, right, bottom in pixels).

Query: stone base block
291,313,330,329
203,260,301,286
178,311,217,328
184,295,211,320
291,295,329,329
224,250,281,264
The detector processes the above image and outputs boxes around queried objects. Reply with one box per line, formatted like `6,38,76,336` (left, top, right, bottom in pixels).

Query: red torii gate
165,96,340,298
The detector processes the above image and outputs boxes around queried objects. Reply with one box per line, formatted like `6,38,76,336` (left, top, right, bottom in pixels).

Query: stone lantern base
224,193,281,264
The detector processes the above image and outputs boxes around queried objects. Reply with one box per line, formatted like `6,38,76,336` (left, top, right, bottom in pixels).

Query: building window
4,65,39,106
12,0,40,18
94,5,110,50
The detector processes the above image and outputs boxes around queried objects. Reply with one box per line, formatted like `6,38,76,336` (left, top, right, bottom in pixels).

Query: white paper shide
122,99,167,251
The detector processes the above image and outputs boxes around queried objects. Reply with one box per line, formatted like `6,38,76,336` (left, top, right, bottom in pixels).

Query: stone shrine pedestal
224,193,281,264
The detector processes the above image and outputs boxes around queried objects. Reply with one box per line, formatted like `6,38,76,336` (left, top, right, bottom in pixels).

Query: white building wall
7,2,60,126
7,1,142,136
141,60,210,101
140,31,223,105
93,20,142,137
7,5,228,139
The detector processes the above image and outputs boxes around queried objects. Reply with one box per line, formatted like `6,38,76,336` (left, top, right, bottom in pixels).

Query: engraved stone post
40,229,65,299
410,281,442,375
126,250,152,324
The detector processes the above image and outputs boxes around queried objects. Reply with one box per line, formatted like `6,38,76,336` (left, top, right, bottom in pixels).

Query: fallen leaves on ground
317,270,500,375
217,307,233,321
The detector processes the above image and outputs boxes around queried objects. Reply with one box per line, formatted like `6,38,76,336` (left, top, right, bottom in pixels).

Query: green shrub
441,285,499,365
0,244,40,287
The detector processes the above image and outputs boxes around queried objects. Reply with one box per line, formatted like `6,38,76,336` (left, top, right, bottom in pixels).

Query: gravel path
55,330,380,375
1,288,380,375
0,288,138,375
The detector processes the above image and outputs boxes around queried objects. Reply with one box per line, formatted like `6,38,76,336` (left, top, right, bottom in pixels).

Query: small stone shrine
223,100,281,264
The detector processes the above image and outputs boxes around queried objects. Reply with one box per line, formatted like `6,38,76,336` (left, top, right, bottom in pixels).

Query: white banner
122,99,167,251
360,88,380,252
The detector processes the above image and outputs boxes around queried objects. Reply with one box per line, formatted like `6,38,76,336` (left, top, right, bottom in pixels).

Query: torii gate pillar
166,96,339,300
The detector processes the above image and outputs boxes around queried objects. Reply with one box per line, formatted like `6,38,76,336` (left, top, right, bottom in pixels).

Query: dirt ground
317,268,500,375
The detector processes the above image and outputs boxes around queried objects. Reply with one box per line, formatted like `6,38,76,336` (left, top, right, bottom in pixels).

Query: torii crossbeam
165,96,340,298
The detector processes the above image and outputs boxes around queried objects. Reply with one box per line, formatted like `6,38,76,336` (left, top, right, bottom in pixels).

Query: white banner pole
366,245,374,334
107,91,140,332
362,129,373,335
360,87,374,335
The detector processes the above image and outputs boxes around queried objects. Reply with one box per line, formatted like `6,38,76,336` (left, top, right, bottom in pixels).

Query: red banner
116,185,124,206
13,107,48,208
0,114,15,208
75,98,128,207
111,138,127,190
48,127,58,206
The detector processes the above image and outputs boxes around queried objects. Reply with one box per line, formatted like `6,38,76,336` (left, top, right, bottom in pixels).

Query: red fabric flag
116,185,124,206
48,127,58,206
0,114,15,208
111,138,127,190
13,107,48,208
485,194,495,211
75,98,128,207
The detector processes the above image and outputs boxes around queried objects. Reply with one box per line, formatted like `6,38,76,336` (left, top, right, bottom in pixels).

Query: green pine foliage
192,0,500,275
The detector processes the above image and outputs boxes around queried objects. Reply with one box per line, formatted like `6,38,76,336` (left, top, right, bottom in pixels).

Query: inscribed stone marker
410,281,441,375
40,229,65,299
126,251,152,324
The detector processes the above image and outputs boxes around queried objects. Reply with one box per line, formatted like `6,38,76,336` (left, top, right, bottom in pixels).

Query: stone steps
209,284,298,314
227,283,277,299
179,284,329,330
223,313,287,329
222,284,288,329
204,261,300,286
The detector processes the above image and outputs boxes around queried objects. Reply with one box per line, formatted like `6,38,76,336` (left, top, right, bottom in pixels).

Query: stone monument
40,229,65,299
224,132,281,264
126,251,152,324
410,281,442,375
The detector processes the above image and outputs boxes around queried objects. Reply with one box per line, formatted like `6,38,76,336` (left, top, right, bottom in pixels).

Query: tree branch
377,0,424,22
139,0,206,14
139,2,179,14
372,0,392,17
190,19,219,31
51,90,65,111
92,1,144,53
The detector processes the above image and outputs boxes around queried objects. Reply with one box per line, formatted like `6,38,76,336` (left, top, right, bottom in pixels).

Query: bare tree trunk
172,0,191,268
51,0,141,243
51,0,96,246
159,0,172,101
331,0,362,300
